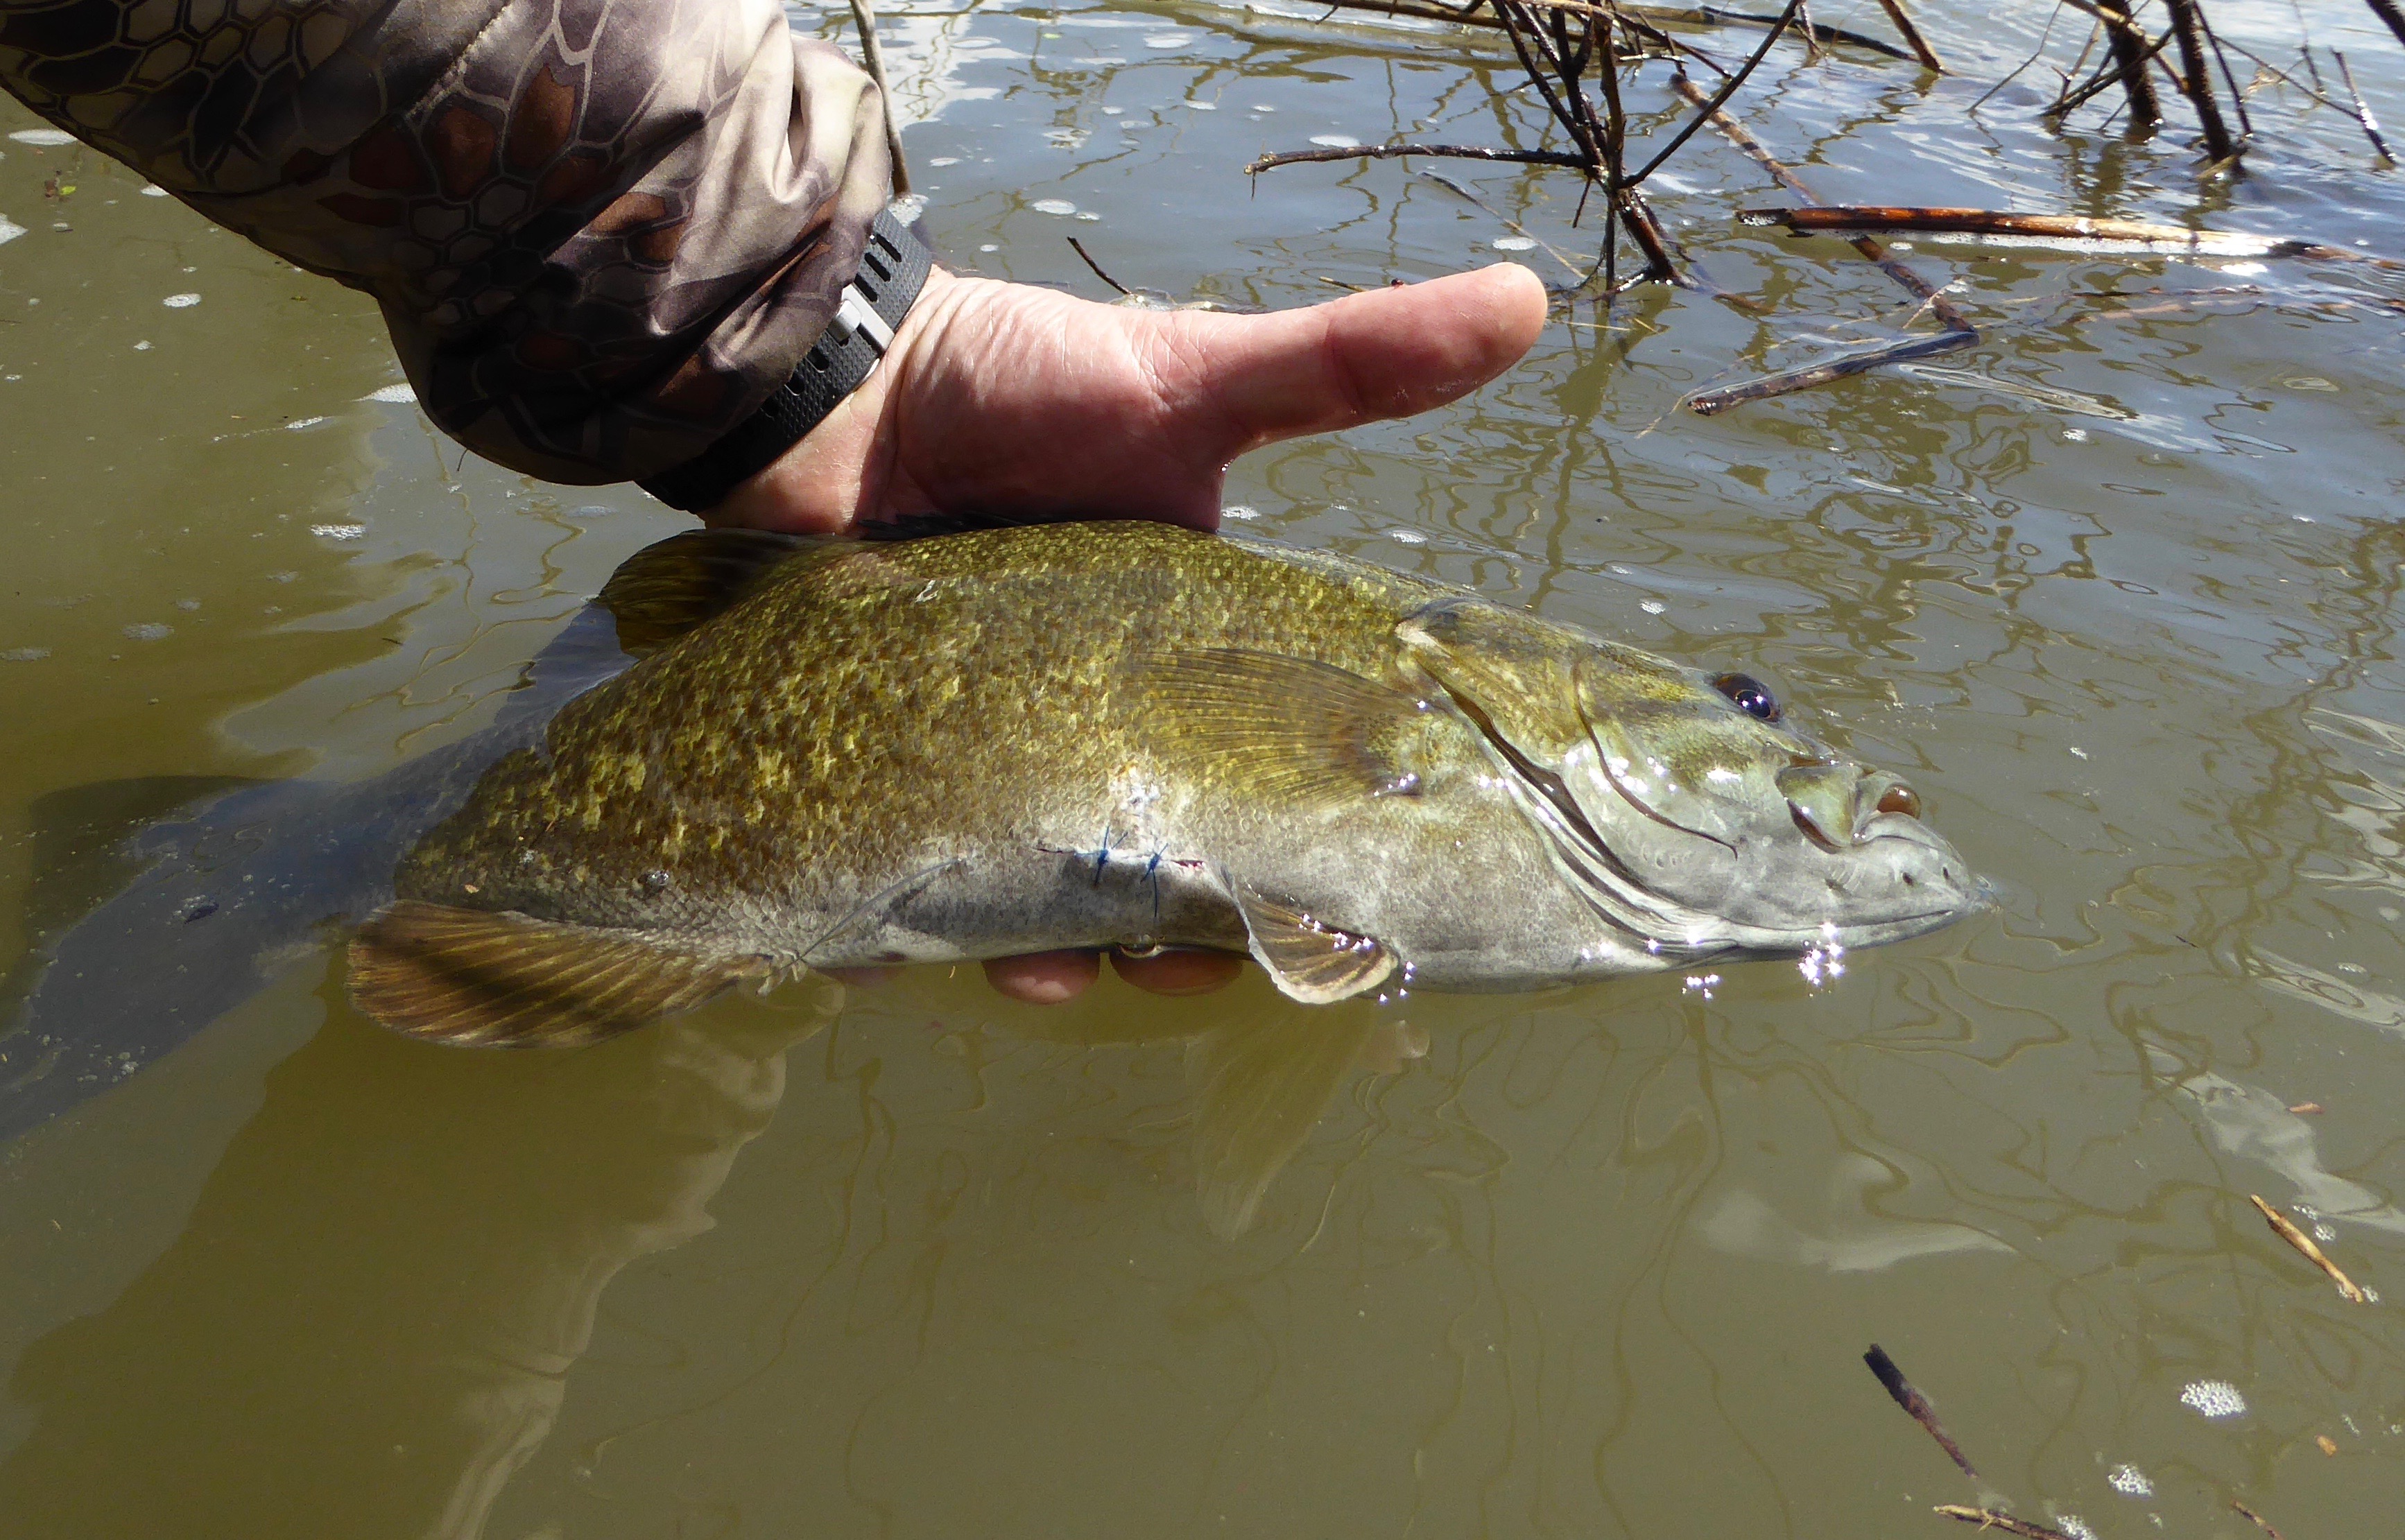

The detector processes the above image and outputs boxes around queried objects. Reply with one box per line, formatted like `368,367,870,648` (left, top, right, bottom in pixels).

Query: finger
982,949,1102,1003
1109,948,1247,996
1169,263,1548,451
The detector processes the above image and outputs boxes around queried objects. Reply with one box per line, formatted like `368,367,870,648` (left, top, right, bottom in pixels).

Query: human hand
707,259,1548,1001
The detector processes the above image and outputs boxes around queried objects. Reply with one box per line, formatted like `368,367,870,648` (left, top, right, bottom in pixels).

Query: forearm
0,0,891,482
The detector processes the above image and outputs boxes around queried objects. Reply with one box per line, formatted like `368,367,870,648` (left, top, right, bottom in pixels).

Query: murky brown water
4,1,2404,1534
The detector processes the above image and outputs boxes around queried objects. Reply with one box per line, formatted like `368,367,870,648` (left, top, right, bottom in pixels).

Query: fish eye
1712,671,1782,723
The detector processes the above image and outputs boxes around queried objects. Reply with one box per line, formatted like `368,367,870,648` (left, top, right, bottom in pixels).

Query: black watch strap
638,207,933,512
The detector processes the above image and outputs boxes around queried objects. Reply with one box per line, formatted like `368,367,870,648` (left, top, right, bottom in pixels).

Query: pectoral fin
1227,882,1396,1004
347,901,771,1047
596,528,812,655
1137,649,1430,807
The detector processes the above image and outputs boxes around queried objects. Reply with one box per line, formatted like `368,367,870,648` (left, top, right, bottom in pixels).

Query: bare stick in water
1933,1507,2082,1540
1065,238,1131,297
2250,1194,2370,1302
2365,0,2405,50
2232,1498,2287,1540
1863,1344,1983,1482
2089,0,2164,126
1247,142,1589,175
1871,0,1944,71
1735,206,2404,268
2164,0,2241,162
2334,52,2395,162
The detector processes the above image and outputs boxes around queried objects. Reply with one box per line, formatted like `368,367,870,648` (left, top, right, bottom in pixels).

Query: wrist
638,207,934,517
703,263,966,535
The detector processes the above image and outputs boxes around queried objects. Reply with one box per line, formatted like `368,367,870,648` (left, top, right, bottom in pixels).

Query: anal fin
347,901,770,1047
1228,882,1397,1004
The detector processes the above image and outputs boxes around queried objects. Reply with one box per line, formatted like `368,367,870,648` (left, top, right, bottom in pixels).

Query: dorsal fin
596,528,811,655
1136,649,1432,810
347,900,772,1047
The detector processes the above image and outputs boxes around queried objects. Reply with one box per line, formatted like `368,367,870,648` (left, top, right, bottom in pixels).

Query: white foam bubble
162,292,201,308
1492,235,1537,251
0,216,24,248
2180,1380,2247,1419
2107,1464,2152,1498
362,382,415,404
309,523,367,541
1309,134,1360,148
122,623,173,641
1029,198,1078,216
7,129,74,147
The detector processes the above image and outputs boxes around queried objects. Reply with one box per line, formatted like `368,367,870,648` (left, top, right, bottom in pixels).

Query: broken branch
1864,1344,1983,1482
2250,1193,2370,1303
1933,1507,2082,1540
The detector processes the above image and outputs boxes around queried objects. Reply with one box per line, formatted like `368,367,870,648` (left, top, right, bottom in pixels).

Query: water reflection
0,980,840,1538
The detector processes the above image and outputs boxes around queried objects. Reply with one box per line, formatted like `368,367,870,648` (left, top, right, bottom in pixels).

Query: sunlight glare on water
1,1,2403,1535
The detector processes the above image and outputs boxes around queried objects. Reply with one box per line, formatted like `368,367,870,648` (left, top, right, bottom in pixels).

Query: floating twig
1736,206,2405,268
1065,237,1130,296
1933,1506,2082,1540
1247,141,1588,174
1865,1344,1983,1482
2334,52,2395,162
2232,1498,2287,1540
1686,321,1976,413
2250,1193,2370,1303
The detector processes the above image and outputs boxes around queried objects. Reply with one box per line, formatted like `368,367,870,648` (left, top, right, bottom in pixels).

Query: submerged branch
1684,327,1974,413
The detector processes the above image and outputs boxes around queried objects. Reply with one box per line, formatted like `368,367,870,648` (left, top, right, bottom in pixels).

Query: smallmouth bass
352,521,1979,1044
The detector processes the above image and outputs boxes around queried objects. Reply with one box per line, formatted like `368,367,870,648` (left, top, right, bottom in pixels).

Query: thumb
1167,263,1549,453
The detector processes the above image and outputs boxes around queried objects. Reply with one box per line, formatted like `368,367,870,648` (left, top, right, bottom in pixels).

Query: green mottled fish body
354,523,1976,1044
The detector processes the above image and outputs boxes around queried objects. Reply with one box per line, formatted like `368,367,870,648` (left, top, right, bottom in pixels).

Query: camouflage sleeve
0,0,894,484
